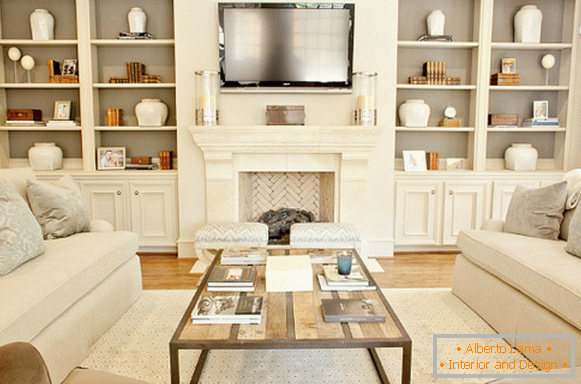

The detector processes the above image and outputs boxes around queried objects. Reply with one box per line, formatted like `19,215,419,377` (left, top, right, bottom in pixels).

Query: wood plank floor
139,252,459,290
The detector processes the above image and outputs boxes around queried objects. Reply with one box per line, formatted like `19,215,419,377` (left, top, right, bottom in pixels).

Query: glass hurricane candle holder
195,70,219,126
353,71,377,126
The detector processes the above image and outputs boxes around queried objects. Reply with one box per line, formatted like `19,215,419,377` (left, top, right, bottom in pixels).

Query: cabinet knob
449,190,454,195
116,190,121,195
431,190,436,194
134,190,139,195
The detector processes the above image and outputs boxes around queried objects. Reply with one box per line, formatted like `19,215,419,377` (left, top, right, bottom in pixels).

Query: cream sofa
453,219,581,366
0,168,142,383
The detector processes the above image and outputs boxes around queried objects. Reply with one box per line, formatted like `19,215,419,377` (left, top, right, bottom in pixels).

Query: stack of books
191,295,263,324
321,298,385,323
46,120,78,127
207,266,257,292
159,150,173,170
522,117,559,127
5,109,44,126
317,265,376,291
220,248,267,265
108,62,162,84
490,73,520,86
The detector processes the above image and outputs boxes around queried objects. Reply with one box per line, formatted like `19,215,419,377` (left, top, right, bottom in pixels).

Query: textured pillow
27,175,90,239
504,181,567,240
559,207,576,240
0,179,45,276
565,206,581,257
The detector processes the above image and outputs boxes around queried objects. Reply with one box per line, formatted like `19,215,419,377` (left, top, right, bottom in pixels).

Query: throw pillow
0,179,45,276
504,181,568,240
565,206,581,257
26,175,90,239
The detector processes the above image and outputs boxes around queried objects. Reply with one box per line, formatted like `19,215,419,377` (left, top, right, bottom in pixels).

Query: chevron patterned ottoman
289,223,361,252
194,222,269,265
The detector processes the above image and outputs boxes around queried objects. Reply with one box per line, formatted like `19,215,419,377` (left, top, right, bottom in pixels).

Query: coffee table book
207,266,257,287
322,265,369,286
321,299,386,323
316,274,376,291
220,248,267,265
265,255,313,292
191,295,262,324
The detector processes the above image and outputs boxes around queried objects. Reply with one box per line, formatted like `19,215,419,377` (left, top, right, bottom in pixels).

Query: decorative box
266,105,305,125
265,255,313,292
7,109,42,121
488,113,518,126
131,157,151,165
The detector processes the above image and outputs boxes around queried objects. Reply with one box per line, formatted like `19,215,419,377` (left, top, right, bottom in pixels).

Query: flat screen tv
218,3,355,91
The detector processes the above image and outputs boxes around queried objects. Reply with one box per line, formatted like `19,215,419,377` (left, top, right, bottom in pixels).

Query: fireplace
190,125,382,256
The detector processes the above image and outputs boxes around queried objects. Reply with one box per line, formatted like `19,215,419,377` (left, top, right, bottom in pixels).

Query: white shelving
95,126,177,131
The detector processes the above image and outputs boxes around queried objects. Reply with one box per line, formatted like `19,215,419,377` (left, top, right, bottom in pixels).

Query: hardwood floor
139,252,459,290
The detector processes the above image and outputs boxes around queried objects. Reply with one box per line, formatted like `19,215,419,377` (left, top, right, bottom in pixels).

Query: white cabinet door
491,181,540,220
442,182,488,245
395,181,441,245
129,181,177,247
80,181,128,231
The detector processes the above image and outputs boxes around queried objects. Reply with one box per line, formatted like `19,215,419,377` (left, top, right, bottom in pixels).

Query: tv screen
219,3,354,90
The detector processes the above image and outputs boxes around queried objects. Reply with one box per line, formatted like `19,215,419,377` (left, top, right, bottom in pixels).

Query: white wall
174,0,398,257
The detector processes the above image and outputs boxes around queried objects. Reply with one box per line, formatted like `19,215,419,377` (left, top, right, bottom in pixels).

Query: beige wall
174,0,398,257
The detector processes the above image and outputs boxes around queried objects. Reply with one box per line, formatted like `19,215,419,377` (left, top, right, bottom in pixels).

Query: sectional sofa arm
90,219,114,232
480,219,505,232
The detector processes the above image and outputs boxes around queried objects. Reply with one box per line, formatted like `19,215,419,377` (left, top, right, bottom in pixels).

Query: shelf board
396,126,475,132
0,83,80,89
489,85,569,91
93,83,176,89
0,125,81,131
397,84,476,90
398,41,479,49
91,39,175,47
0,39,78,46
491,42,573,50
487,126,566,132
96,126,177,131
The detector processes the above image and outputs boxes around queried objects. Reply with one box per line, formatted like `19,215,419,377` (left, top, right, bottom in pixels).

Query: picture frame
501,58,516,74
62,59,77,75
533,100,548,119
402,150,427,172
97,147,125,170
53,100,72,120
446,158,466,170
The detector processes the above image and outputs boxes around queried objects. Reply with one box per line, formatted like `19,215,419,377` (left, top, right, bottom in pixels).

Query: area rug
81,289,520,383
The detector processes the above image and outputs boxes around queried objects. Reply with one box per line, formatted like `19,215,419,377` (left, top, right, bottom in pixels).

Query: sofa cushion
457,229,581,330
0,168,35,202
560,207,576,240
0,180,45,276
565,206,581,258
27,175,90,239
0,231,138,345
504,181,567,240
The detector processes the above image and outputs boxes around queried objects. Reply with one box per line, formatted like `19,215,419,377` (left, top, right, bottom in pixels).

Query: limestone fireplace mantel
190,125,383,255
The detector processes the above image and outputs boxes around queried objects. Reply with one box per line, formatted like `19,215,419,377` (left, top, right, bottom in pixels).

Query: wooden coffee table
170,249,412,384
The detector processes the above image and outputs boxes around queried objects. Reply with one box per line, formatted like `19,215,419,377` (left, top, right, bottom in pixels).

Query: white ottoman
289,223,361,252
194,222,269,266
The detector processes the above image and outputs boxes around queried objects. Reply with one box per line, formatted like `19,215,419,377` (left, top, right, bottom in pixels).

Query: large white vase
398,99,430,127
514,5,542,43
135,99,168,126
28,143,63,170
128,7,147,33
427,10,445,36
30,9,55,40
504,143,538,171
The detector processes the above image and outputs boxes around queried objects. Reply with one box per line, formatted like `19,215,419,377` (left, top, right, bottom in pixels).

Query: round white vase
514,5,542,43
28,143,63,170
135,99,168,127
128,7,147,33
427,10,445,36
30,9,55,40
504,143,538,171
398,99,430,127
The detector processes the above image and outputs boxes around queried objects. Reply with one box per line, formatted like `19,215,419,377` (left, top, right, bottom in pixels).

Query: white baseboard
394,244,460,253
177,237,196,258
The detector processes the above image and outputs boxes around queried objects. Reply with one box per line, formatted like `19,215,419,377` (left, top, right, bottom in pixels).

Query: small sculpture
21,55,35,83
7,47,21,83
541,54,555,86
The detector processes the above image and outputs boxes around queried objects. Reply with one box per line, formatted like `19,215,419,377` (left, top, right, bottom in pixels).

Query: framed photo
446,158,466,170
97,147,125,170
53,100,72,120
402,150,427,172
533,100,548,119
501,58,516,74
62,59,77,75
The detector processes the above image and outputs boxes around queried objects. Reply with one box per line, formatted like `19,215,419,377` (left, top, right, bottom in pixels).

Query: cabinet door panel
491,181,540,220
80,181,128,231
395,181,441,245
442,182,488,245
130,181,177,247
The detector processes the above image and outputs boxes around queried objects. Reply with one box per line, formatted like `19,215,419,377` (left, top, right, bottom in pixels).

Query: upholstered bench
194,222,269,269
289,223,361,252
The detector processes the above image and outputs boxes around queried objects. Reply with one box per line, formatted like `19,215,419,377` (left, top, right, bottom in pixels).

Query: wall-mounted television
218,3,355,91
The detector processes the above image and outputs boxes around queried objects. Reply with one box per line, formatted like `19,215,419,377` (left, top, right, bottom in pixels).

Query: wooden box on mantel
266,105,305,125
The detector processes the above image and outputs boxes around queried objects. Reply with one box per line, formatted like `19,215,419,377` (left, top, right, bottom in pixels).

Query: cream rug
81,289,522,383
